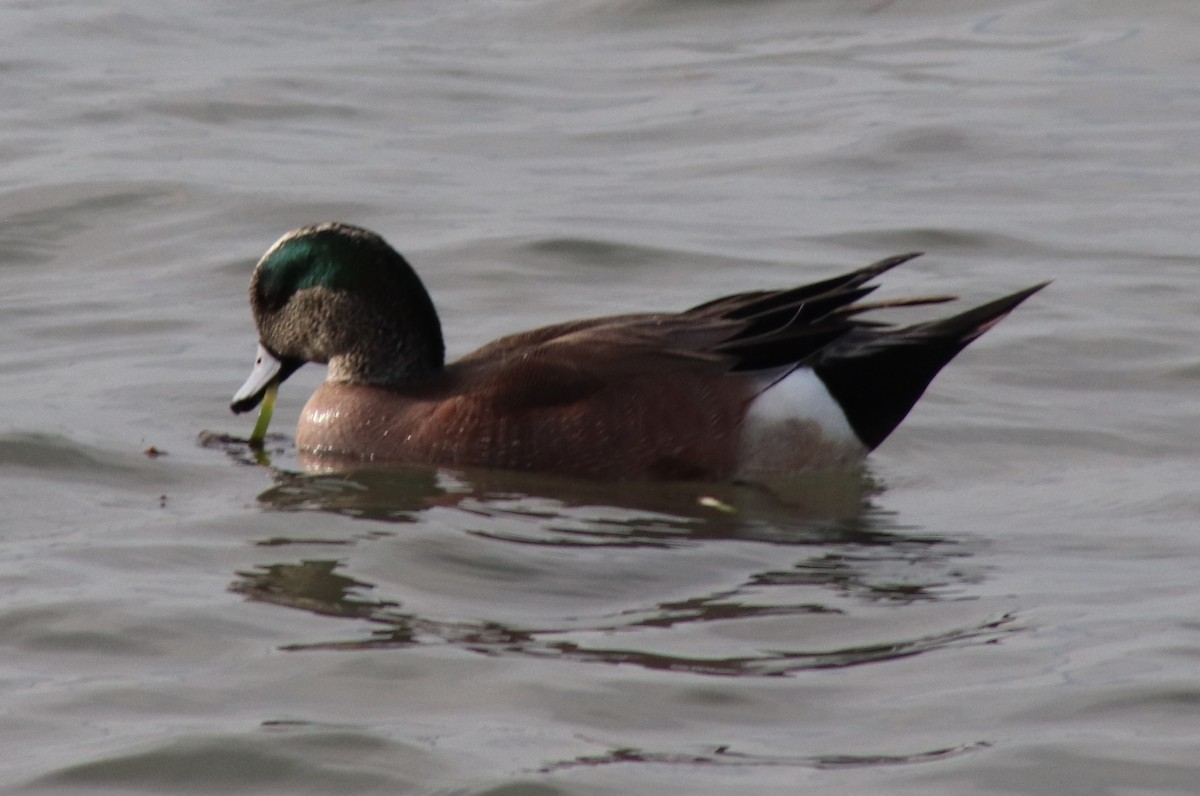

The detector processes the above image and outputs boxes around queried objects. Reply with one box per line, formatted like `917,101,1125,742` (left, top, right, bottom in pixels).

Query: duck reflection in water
230,461,1011,679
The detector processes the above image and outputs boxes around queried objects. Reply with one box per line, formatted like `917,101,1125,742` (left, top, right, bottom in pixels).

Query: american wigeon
232,223,1045,480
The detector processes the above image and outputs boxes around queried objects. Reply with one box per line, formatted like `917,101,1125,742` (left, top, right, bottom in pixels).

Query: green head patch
254,226,378,311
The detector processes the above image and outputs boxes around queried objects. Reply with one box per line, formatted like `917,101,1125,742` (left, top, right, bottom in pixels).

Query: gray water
3,1,1200,793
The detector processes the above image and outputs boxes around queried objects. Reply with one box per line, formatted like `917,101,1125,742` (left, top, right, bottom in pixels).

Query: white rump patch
737,367,867,475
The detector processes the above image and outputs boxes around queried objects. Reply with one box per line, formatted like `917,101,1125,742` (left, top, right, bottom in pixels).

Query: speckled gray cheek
257,286,363,365
253,284,440,386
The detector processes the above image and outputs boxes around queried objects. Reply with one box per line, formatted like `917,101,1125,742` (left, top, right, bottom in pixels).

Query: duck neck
328,312,445,387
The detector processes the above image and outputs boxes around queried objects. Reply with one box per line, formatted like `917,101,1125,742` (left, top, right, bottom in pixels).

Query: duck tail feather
686,252,924,318
813,281,1049,450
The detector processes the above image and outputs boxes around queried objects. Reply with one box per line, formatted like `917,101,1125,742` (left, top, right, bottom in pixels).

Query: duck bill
231,343,302,414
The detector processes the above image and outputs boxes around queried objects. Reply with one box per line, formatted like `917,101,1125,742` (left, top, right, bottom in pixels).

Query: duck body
232,223,1045,481
294,323,860,480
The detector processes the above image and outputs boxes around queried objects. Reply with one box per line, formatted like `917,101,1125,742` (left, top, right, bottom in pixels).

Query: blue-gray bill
231,342,303,447
231,342,301,414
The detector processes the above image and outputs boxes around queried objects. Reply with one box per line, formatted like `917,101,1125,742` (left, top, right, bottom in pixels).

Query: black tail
687,252,925,318
813,281,1049,450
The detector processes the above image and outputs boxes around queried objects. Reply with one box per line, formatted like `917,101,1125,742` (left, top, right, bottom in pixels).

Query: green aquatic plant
248,382,278,449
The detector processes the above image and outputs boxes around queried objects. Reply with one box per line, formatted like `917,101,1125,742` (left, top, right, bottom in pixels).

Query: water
3,1,1199,793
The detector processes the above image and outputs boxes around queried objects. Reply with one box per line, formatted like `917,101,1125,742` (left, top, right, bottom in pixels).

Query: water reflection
232,555,1013,674
256,458,886,535
201,429,884,530
225,456,1012,677
538,740,992,774
230,560,398,621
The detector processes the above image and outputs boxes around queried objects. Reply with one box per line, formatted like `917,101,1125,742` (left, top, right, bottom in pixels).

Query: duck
231,222,1046,480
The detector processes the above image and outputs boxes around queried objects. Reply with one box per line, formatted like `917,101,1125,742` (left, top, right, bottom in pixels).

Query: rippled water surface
3,1,1200,793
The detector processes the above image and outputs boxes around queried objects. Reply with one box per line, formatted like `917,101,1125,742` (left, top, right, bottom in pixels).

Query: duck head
231,223,444,413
